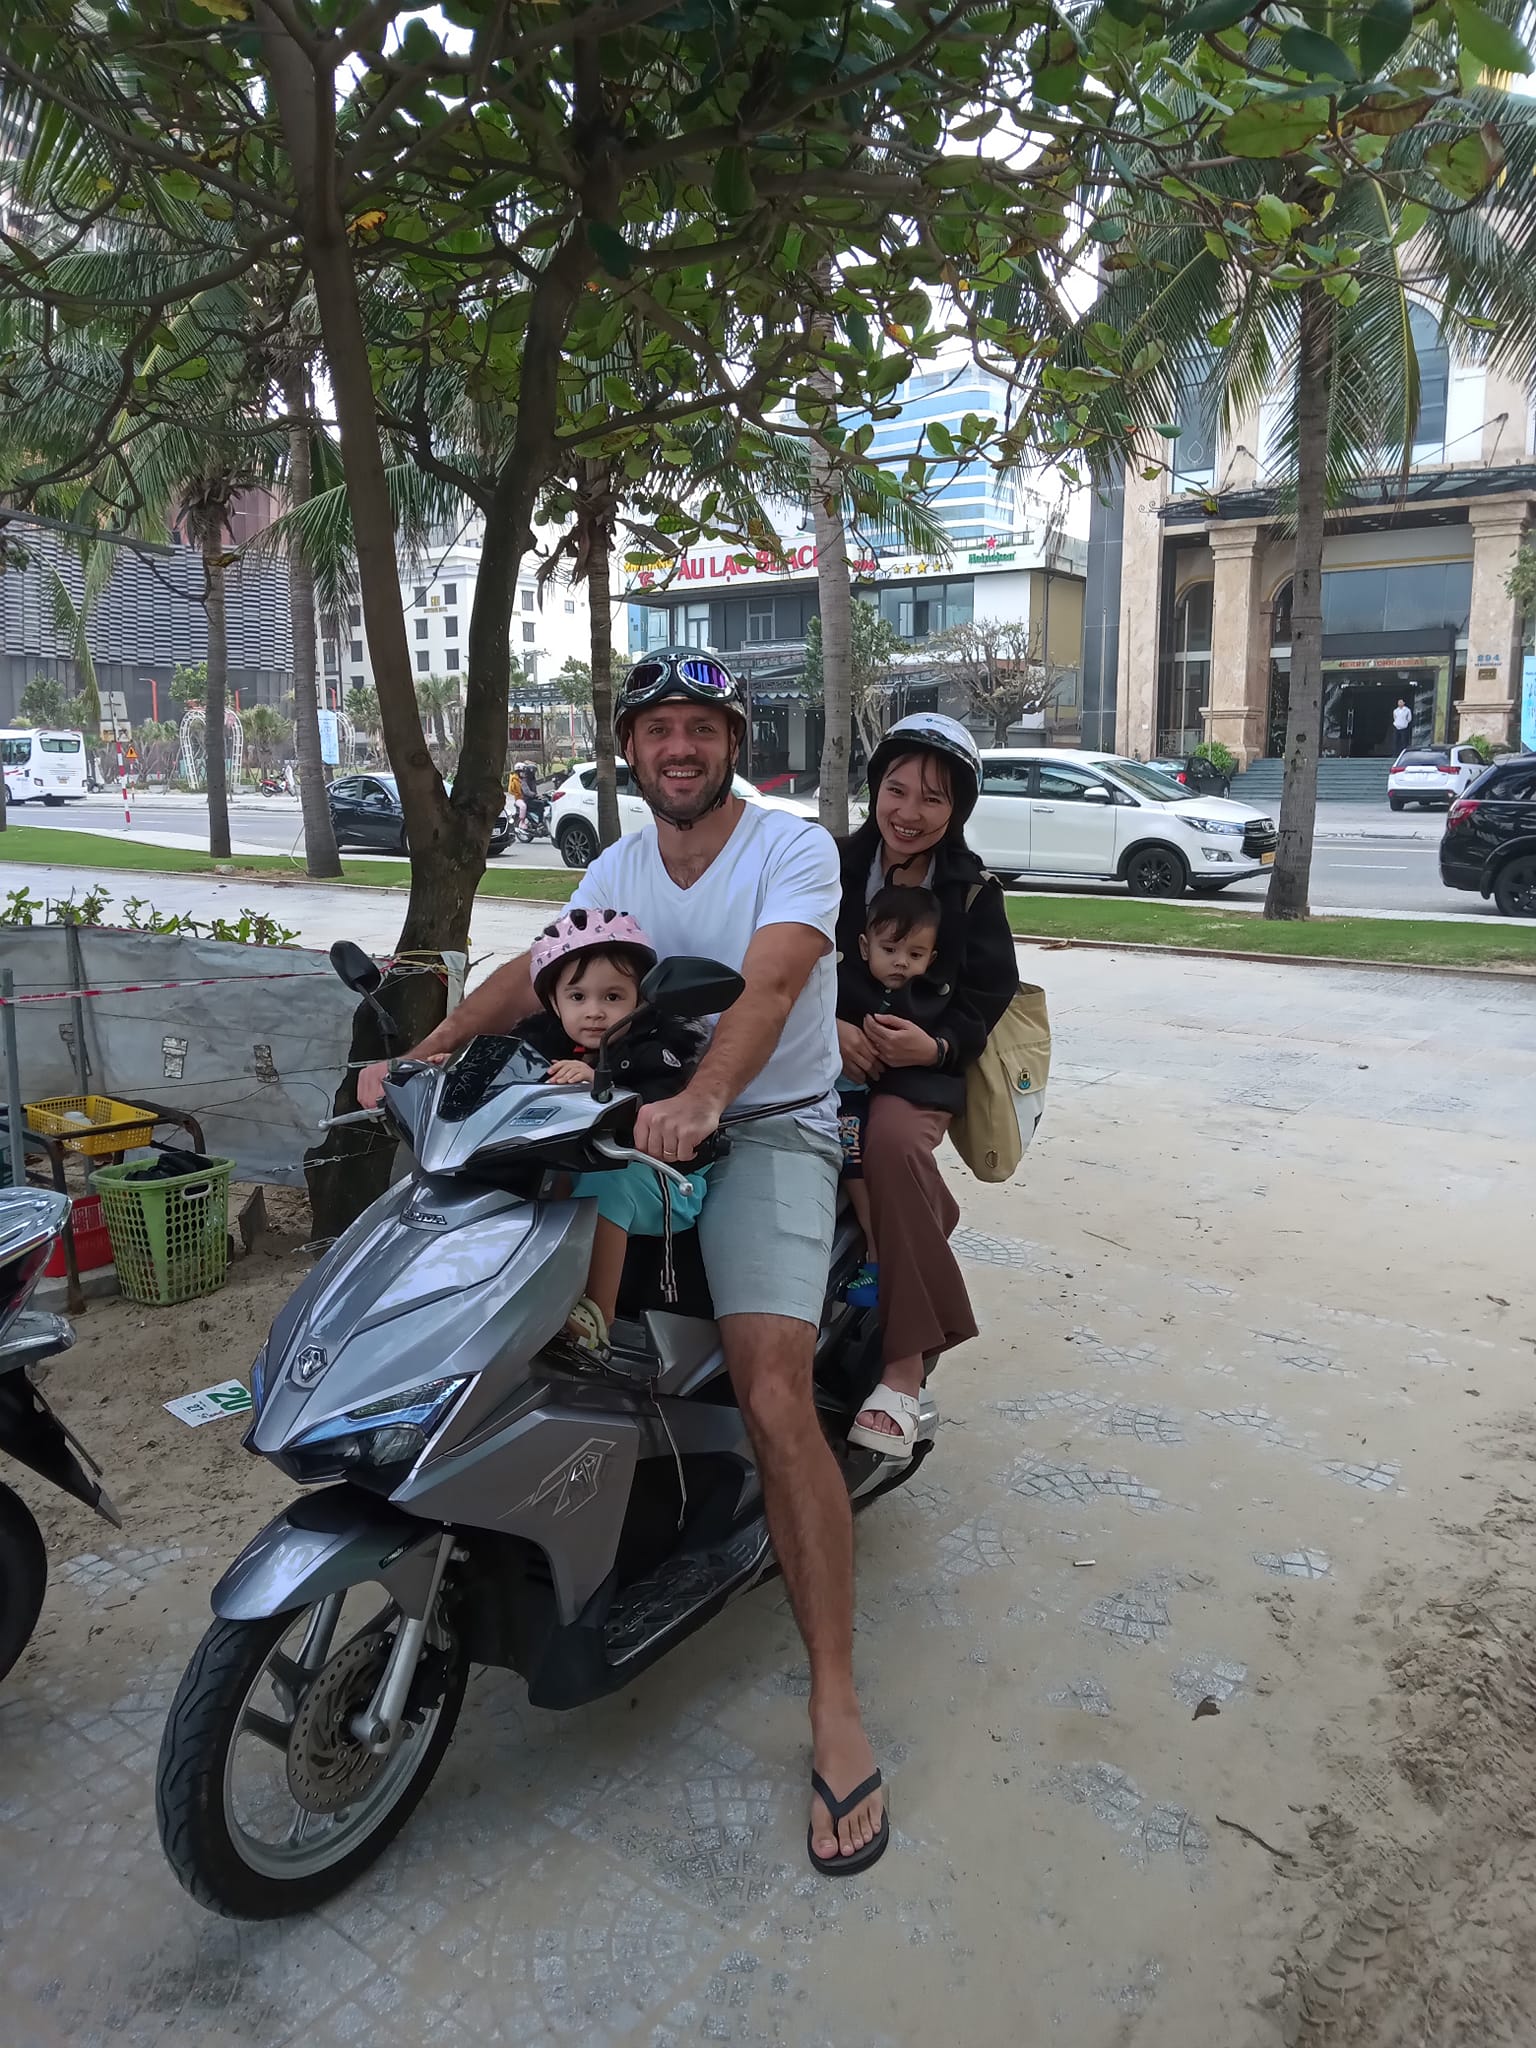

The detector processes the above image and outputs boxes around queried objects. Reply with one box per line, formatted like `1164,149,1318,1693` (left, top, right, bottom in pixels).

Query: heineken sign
968,548,1016,566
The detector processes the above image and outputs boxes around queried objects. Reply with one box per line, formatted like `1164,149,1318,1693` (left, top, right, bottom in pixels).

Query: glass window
444,584,456,604
1,738,30,766
414,585,427,607
1172,363,1220,487
350,639,363,662
580,764,632,792
443,616,457,639
877,585,911,635
644,607,670,650
1036,764,1106,802
446,658,461,673
684,603,710,648
416,650,431,671
748,599,776,643
522,621,536,643
944,580,974,629
40,735,81,753
980,759,1032,796
1324,568,1387,636
322,640,337,669
1410,305,1449,451
1106,760,1192,802
415,618,428,640
1174,582,1213,653
1160,581,1213,754
350,672,364,686
565,599,576,613
521,589,535,611
348,604,361,628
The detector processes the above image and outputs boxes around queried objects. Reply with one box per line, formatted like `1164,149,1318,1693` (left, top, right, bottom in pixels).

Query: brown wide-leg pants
862,1092,977,1365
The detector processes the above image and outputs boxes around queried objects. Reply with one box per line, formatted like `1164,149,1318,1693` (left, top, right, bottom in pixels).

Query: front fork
348,1531,455,1755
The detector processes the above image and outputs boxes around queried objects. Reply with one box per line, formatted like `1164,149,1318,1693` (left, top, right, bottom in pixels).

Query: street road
10,793,1487,916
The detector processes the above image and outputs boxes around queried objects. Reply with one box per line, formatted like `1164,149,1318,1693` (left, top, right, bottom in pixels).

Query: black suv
327,773,512,857
1438,756,1536,917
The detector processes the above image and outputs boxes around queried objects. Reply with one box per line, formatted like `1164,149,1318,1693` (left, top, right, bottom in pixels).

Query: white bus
1,729,90,805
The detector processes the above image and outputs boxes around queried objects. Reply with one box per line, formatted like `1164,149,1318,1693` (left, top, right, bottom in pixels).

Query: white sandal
847,1383,920,1463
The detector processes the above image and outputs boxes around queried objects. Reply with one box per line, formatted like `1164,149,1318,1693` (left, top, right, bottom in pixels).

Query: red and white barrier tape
0,971,334,1007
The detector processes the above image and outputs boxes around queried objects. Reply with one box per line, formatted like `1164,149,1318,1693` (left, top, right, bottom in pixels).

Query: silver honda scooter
156,943,937,1920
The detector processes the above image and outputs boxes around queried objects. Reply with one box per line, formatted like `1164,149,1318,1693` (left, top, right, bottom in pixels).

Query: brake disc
285,1633,392,1815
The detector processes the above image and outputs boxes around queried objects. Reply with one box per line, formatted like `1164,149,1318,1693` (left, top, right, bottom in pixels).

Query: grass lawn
0,824,580,905
1003,892,1536,969
4,824,1532,969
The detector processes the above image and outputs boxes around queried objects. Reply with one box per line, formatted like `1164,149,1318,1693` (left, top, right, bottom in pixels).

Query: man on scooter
358,648,887,1875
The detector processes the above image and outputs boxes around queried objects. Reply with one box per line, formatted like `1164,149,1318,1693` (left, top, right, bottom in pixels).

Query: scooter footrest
604,1523,769,1661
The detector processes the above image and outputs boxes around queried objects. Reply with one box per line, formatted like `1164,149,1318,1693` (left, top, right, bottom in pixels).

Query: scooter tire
0,1481,48,1686
156,1608,467,1920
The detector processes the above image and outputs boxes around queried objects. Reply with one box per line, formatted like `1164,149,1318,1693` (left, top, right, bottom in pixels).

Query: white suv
970,750,1277,897
550,762,814,867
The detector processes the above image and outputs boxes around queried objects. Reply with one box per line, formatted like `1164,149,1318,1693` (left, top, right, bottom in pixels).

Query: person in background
1392,697,1414,752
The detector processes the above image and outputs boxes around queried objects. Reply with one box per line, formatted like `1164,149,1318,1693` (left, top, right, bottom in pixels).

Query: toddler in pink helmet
520,907,710,1355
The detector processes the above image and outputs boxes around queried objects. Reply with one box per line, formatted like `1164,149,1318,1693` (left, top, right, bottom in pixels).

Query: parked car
327,773,512,856
550,762,814,867
1147,753,1232,799
1388,743,1486,811
1439,755,1536,917
969,749,1278,897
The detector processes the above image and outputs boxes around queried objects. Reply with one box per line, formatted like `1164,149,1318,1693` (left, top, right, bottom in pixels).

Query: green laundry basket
91,1155,234,1306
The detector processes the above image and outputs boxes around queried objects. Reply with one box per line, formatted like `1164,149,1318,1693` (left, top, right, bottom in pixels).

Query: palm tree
1065,59,1536,918
277,352,343,876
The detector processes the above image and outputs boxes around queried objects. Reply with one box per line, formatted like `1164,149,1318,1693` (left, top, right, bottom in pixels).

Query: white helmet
867,713,983,823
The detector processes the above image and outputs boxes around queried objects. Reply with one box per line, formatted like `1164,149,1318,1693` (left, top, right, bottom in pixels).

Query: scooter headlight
290,1375,467,1476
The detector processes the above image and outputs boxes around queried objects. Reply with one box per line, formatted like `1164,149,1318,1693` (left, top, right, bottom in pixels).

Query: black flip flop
807,1768,890,1878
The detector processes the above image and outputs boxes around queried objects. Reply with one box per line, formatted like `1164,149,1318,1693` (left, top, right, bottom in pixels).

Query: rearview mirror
329,940,384,995
1081,786,1112,805
639,956,745,1019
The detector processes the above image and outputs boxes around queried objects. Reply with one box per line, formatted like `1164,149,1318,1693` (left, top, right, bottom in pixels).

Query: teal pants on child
570,1159,709,1236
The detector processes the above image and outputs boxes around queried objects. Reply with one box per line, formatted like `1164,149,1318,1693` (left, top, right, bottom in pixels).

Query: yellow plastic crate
26,1094,156,1158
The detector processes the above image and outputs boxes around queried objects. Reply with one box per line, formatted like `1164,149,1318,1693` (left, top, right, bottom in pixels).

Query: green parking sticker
164,1379,253,1428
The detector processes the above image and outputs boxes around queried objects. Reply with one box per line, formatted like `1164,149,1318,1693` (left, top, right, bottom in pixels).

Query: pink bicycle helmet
529,907,657,1006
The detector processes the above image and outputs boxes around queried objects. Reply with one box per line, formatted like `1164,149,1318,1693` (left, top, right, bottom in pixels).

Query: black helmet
613,646,749,745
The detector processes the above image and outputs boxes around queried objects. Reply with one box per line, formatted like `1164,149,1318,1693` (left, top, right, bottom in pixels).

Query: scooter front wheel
0,1481,48,1685
156,1592,466,1919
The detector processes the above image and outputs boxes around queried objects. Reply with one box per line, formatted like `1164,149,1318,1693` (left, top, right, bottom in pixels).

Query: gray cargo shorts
695,1114,840,1326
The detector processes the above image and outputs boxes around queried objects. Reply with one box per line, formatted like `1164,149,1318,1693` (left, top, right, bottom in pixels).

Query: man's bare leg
719,1311,883,1863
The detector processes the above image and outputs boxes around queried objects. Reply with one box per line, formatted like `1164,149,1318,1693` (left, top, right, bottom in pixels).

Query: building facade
0,508,293,728
623,526,1086,787
1104,309,1532,767
326,518,592,715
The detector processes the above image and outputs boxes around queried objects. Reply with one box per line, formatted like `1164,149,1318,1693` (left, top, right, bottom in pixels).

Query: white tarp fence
0,929,463,1185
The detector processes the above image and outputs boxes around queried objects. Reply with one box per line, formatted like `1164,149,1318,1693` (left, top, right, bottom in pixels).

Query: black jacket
513,1008,705,1104
834,830,1020,1115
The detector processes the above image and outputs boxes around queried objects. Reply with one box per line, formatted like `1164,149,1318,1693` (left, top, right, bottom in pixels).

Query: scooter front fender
212,1484,443,1621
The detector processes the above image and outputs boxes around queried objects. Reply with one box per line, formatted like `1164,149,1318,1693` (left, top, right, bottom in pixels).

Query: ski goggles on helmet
615,652,745,728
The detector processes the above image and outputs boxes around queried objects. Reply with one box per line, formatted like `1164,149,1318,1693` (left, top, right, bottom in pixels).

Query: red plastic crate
42,1194,115,1278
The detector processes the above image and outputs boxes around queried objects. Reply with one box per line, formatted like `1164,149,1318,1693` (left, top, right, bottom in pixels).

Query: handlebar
591,1135,705,1193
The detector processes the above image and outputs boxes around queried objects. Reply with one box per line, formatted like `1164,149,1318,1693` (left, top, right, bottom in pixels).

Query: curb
1007,931,1536,981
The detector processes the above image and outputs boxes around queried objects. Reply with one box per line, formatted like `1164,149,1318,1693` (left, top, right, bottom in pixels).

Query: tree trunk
284,366,342,877
811,273,852,836
256,9,462,961
587,477,622,848
813,449,852,836
994,708,1010,746
202,531,232,860
1265,287,1332,921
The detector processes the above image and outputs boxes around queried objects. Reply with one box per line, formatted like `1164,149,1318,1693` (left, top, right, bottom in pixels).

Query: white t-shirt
1393,704,1413,730
568,803,842,1132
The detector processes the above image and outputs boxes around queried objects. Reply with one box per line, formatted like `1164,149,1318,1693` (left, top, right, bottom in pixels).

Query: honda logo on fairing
292,1345,328,1386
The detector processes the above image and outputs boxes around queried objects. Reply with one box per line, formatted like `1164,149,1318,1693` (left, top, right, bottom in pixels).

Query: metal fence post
1,970,26,1186
63,923,91,1094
